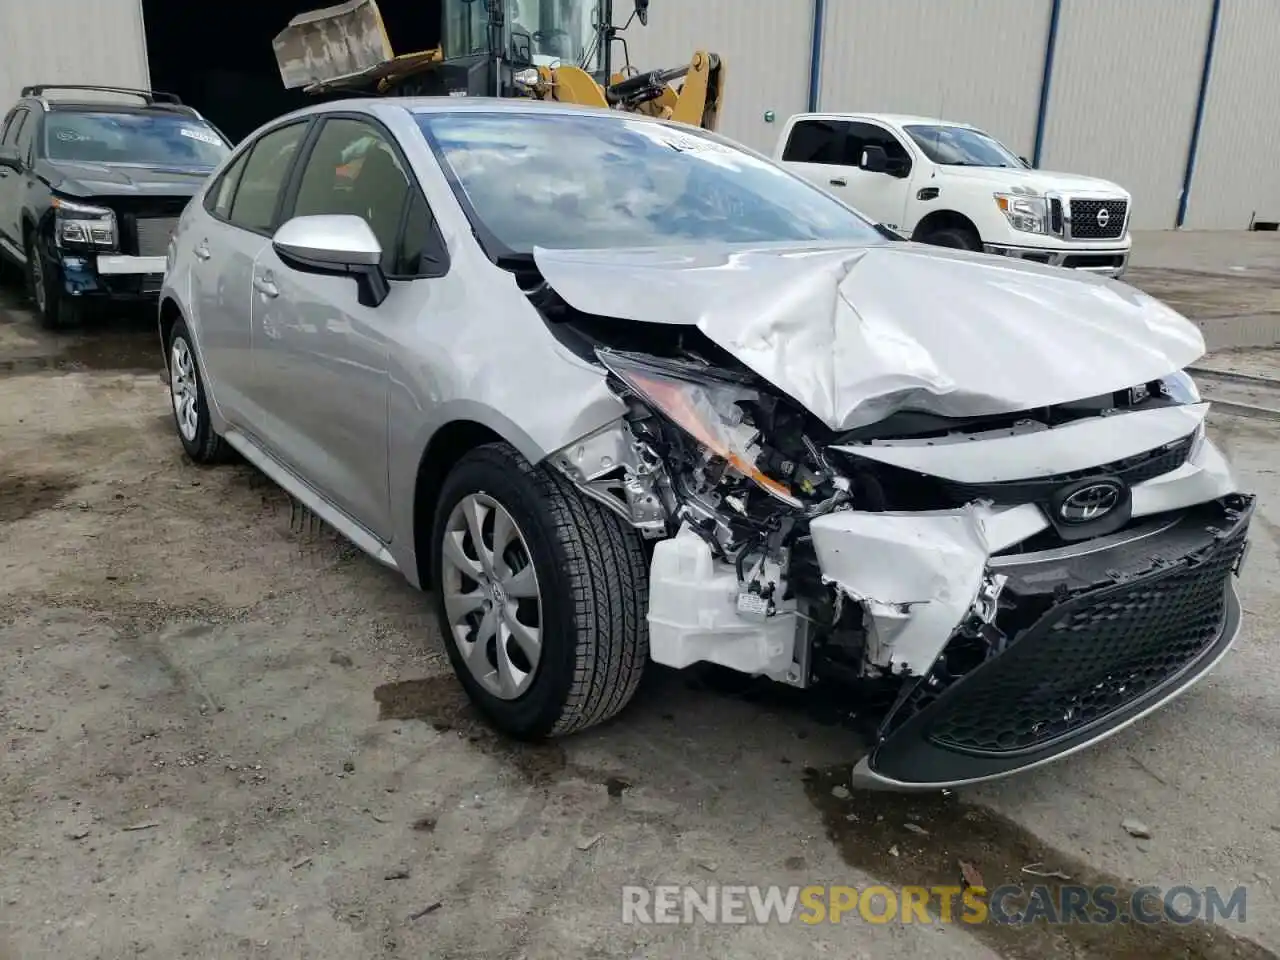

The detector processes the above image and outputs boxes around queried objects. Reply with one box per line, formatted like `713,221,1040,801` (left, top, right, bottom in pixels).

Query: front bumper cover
983,241,1129,278
852,493,1253,791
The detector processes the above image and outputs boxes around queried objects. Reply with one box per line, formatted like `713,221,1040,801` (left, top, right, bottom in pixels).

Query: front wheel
431,442,650,739
25,235,80,331
920,226,982,251
167,316,230,464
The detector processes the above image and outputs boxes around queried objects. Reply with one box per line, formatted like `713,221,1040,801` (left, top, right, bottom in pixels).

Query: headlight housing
598,351,803,508
52,197,117,251
994,193,1047,234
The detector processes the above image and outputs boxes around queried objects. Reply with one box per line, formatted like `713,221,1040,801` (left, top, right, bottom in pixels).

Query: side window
781,119,851,165
205,149,250,219
2,109,28,148
395,188,447,277
13,110,36,163
291,117,410,274
848,122,912,176
228,122,308,234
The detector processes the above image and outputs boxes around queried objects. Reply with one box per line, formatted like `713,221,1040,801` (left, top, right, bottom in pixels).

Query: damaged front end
531,251,1252,791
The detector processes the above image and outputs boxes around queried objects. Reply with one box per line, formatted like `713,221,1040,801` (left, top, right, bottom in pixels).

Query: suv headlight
994,193,1047,234
52,198,117,250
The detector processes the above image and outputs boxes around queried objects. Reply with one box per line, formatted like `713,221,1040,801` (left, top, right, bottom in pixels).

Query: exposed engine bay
520,242,1252,789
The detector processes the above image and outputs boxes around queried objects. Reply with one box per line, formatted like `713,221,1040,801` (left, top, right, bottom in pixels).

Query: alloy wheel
170,337,200,443
440,493,543,700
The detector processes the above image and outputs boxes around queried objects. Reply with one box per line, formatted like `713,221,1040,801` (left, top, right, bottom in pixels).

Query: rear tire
920,226,982,251
431,442,649,739
166,316,230,464
25,233,80,331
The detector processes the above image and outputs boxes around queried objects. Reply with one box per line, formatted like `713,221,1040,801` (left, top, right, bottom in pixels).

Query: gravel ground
2,237,1280,960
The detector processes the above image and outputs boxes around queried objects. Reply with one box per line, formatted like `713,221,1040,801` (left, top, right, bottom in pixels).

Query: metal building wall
615,0,814,153
1182,0,1280,229
0,0,150,108
1039,0,1211,230
816,0,1051,159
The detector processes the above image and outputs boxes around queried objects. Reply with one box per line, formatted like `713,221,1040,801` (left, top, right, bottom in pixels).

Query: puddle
0,472,79,524
804,765,1278,960
57,331,163,373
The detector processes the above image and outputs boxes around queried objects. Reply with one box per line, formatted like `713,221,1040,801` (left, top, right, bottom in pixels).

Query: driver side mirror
858,144,890,174
0,145,20,171
272,214,389,308
634,0,649,25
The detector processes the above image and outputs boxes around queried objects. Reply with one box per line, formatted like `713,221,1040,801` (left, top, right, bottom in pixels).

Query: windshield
903,124,1023,168
417,111,884,255
43,111,230,167
509,0,599,68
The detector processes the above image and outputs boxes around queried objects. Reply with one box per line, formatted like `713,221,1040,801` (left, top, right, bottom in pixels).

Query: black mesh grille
1070,198,1128,240
925,526,1244,755
937,432,1194,507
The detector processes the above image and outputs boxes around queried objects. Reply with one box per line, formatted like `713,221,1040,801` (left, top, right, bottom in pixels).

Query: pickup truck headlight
994,193,1047,234
52,198,117,251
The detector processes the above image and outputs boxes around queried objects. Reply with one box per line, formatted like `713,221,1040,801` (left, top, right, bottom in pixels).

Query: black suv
0,85,232,329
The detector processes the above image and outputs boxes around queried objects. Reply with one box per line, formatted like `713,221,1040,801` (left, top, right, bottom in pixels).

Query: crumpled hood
533,241,1205,431
39,159,211,198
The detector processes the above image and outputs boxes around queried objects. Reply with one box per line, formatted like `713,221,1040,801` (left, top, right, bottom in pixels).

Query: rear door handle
829,177,848,187
252,274,278,298
193,240,211,261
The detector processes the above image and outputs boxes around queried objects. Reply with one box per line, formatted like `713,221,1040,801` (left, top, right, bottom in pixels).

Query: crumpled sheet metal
532,242,1206,431
808,505,993,675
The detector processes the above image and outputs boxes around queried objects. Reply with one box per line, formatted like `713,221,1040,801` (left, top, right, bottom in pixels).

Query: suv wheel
25,234,80,331
921,226,982,252
167,317,229,464
431,442,649,739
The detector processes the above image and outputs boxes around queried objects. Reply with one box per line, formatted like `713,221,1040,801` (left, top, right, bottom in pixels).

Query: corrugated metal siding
0,0,150,107
1040,0,1211,230
1183,0,1280,229
614,0,813,153
817,0,1050,158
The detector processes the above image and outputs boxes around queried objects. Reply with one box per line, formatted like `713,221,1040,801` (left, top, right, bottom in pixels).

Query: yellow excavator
271,0,725,132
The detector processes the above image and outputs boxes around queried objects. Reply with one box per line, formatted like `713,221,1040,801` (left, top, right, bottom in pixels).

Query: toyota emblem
1059,481,1122,523
1096,207,1111,228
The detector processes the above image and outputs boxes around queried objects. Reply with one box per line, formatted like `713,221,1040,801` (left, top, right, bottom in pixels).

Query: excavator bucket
272,0,397,90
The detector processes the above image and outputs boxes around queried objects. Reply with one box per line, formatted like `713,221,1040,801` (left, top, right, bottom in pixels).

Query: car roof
18,97,202,119
790,111,979,130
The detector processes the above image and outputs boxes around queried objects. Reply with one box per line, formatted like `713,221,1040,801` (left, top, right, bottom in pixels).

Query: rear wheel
431,442,649,739
25,234,80,331
920,225,982,251
167,316,230,464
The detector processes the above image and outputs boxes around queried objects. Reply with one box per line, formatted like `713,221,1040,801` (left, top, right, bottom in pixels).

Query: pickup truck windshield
417,111,885,254
44,111,230,168
904,124,1022,169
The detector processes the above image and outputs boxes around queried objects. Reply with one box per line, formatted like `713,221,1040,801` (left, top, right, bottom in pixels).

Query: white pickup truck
774,112,1132,278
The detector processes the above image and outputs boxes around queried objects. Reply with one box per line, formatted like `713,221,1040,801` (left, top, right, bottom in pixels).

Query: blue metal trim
1032,0,1063,167
1177,0,1223,228
807,0,826,112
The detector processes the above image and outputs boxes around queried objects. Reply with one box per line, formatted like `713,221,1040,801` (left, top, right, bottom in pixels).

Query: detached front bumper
851,494,1253,790
983,241,1129,278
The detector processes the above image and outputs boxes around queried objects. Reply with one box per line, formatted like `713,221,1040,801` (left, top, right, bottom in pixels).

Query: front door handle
252,274,278,298
829,177,848,187
193,240,211,261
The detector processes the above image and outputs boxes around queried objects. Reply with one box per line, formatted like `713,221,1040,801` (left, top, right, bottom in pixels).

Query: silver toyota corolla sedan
159,97,1252,790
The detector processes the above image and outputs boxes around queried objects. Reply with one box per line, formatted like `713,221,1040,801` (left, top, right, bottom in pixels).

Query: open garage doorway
140,0,443,144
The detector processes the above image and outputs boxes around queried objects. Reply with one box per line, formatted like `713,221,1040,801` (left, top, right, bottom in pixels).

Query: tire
166,316,230,464
25,233,80,331
921,226,982,252
431,442,649,740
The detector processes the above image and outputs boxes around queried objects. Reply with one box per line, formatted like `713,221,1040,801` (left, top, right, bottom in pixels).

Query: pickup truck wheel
25,235,80,331
167,317,230,464
920,226,982,252
432,442,649,740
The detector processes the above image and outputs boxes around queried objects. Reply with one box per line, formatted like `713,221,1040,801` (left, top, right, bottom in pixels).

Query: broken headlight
599,351,804,509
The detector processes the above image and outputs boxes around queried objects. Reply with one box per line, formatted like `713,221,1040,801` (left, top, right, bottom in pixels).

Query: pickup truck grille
1069,198,1127,241
135,216,179,258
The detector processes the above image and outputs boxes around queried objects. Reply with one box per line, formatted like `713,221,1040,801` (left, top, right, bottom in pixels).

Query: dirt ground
2,235,1280,960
